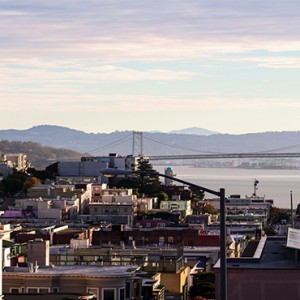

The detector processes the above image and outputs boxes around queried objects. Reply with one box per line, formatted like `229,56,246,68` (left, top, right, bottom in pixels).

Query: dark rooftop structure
215,235,300,300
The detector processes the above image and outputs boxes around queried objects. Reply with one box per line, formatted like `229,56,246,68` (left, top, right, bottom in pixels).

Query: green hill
0,140,83,169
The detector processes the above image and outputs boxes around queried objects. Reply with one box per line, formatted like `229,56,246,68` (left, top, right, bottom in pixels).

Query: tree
23,177,41,192
1,171,29,195
2,177,24,195
296,203,300,217
189,272,215,299
269,207,290,224
155,191,169,208
27,168,55,181
202,203,218,215
190,186,205,200
0,182,5,197
135,156,162,196
115,157,162,196
45,162,58,175
156,191,169,201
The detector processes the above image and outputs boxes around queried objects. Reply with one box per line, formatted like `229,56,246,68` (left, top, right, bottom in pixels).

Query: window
119,288,125,300
9,288,20,293
103,288,115,300
87,287,99,300
26,287,50,294
159,236,164,247
134,282,140,297
125,282,131,298
52,287,59,293
168,236,174,243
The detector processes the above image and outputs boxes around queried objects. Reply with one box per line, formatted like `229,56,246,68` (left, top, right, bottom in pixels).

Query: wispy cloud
2,1,300,61
221,56,300,69
1,91,299,114
1,1,300,133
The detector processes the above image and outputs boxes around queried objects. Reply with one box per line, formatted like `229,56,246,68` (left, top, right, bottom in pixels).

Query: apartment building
3,153,29,171
2,197,80,221
160,199,192,217
3,265,142,300
0,235,142,300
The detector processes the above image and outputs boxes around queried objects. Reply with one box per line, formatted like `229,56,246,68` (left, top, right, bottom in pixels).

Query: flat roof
221,236,300,269
4,265,139,277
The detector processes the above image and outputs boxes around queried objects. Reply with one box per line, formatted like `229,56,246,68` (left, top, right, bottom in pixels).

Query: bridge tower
132,131,143,156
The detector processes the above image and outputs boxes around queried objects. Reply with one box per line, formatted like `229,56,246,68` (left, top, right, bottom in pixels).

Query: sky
1,1,300,134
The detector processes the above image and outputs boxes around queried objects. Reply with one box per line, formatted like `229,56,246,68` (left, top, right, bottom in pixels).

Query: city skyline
1,1,300,134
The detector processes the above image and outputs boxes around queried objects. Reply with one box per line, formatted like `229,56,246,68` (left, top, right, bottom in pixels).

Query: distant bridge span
148,152,300,161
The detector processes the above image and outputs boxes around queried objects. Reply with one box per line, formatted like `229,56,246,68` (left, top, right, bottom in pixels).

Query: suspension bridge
148,152,300,161
85,131,300,162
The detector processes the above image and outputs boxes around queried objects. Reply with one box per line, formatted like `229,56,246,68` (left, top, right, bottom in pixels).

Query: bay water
155,165,300,209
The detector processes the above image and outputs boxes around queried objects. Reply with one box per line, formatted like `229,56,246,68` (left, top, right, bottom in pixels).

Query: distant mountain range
168,127,219,135
0,126,300,160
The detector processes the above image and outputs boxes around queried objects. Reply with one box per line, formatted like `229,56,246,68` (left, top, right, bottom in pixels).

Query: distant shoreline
154,163,300,171
192,165,300,171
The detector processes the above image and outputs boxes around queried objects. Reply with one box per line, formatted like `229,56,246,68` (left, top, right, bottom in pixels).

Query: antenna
253,179,259,197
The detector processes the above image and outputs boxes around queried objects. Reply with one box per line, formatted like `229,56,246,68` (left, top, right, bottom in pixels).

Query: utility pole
291,191,294,228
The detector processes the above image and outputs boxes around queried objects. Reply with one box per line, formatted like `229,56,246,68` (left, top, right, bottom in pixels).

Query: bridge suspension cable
145,133,300,155
87,133,132,155
143,133,220,154
258,143,300,153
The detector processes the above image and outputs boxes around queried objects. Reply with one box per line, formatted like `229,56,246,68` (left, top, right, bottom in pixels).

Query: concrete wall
160,266,190,294
27,239,50,266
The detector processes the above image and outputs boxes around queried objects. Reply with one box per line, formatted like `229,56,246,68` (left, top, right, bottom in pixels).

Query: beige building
11,197,80,221
160,200,192,217
88,202,136,226
4,153,29,171
3,265,142,300
90,185,135,204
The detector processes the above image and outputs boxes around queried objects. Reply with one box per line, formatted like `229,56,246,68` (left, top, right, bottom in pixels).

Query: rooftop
221,236,300,270
4,265,140,277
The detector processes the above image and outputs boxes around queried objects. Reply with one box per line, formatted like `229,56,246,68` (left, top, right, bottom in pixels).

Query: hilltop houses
0,154,273,300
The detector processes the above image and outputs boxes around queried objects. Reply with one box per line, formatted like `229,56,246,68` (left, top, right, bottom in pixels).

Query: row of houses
0,182,194,226
0,153,276,300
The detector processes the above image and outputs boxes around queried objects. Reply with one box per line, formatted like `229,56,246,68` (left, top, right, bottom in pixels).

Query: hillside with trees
0,140,83,169
1,125,300,155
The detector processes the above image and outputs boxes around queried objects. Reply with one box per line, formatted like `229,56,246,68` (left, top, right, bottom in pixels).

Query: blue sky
1,1,300,134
